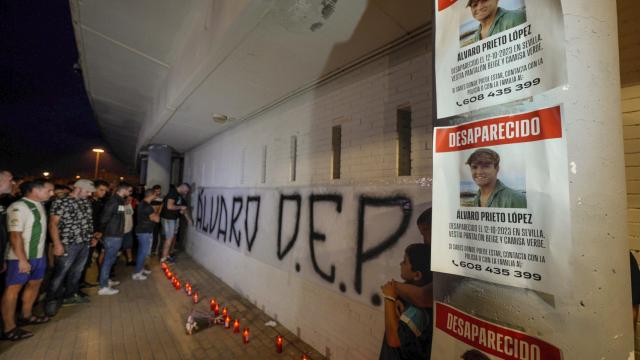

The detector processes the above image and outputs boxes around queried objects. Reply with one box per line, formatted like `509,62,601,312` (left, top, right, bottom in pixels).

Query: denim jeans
47,243,90,301
135,233,153,274
99,236,122,288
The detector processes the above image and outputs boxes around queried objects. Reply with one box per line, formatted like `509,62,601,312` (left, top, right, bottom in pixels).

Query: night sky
0,0,130,179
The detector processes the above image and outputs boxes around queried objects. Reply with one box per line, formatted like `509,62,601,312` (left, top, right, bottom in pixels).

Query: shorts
6,257,47,286
161,219,179,238
122,231,134,250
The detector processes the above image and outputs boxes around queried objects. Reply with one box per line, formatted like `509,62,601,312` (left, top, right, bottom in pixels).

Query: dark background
0,0,130,179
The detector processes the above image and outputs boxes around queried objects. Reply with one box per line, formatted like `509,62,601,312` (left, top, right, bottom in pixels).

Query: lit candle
222,306,228,318
233,319,240,333
161,262,167,270
224,315,231,329
242,328,250,344
175,280,181,290
213,303,220,316
276,335,283,353
186,285,192,296
192,291,199,304
209,298,217,311
301,355,309,360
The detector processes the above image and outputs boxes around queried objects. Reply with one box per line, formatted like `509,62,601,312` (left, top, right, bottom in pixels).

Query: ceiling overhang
70,0,433,163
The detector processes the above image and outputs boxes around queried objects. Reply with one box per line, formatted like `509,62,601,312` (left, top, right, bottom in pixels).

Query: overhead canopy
70,0,432,163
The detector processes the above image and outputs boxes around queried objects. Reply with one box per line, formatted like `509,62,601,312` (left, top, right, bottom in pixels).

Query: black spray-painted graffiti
195,189,260,250
196,189,412,306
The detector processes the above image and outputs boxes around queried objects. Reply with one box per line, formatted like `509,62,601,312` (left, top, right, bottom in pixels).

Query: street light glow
92,148,105,178
43,172,50,177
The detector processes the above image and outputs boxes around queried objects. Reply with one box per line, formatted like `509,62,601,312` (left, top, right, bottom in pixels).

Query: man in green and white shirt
1,179,53,340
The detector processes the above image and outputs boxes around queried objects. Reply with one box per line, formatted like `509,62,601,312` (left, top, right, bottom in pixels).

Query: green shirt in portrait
473,179,527,208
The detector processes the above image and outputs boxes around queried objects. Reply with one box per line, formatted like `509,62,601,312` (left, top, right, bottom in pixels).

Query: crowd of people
0,170,192,341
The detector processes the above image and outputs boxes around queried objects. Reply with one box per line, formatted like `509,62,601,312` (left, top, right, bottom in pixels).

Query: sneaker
132,272,148,281
108,279,120,287
141,269,152,276
98,287,119,295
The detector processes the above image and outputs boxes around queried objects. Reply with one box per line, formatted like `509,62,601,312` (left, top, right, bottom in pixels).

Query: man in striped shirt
1,179,53,341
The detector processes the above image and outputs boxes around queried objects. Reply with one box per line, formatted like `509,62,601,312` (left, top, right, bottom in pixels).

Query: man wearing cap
44,179,98,316
466,148,526,208
467,0,526,43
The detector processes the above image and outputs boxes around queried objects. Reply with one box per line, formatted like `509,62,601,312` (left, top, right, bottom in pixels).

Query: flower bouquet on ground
185,309,224,335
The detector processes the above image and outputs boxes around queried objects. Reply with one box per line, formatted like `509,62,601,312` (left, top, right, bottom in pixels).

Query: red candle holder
224,315,231,329
233,319,240,333
186,285,192,296
222,306,228,318
192,291,200,304
209,298,217,311
184,281,191,293
213,303,220,316
242,328,250,344
301,355,309,360
175,280,181,290
161,262,167,270
276,335,283,353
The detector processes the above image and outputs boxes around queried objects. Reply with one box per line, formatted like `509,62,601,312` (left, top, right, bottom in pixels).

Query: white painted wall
183,38,433,359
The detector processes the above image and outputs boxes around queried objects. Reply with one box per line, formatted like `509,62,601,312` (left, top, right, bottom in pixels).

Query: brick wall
625,86,640,251
624,86,640,357
184,38,432,359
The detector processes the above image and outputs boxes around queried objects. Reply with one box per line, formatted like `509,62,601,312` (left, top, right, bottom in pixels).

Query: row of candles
161,262,310,358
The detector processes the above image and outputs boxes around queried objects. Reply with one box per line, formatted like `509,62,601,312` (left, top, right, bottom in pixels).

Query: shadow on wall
267,0,434,357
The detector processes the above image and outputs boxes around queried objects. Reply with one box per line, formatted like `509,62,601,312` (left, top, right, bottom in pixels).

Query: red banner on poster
438,0,458,11
435,303,562,360
435,106,562,153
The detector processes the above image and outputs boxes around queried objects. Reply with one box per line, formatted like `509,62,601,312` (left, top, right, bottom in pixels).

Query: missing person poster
435,0,567,118
432,302,562,359
431,105,570,293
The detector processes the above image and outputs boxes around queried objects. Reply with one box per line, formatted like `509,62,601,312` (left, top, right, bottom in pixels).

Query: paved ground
0,254,325,360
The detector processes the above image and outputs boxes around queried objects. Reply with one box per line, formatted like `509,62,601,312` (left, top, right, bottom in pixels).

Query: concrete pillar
552,1,631,355
434,1,632,358
146,144,173,194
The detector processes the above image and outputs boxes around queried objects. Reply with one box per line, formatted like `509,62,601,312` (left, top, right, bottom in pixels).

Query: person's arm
148,206,160,223
7,204,30,273
181,206,193,225
381,282,402,347
9,231,30,273
48,214,64,256
394,280,433,308
166,198,185,211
